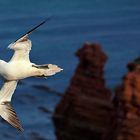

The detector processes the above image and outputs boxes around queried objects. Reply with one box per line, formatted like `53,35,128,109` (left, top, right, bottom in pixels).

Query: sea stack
53,43,113,140
111,61,140,140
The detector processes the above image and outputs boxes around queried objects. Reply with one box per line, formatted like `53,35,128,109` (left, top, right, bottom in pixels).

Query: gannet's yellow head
8,39,32,51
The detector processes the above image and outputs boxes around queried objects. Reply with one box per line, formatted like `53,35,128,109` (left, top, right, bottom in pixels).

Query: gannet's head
8,39,32,51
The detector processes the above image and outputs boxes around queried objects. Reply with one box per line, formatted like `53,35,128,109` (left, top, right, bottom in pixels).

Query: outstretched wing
0,80,23,131
15,17,51,43
0,101,23,131
8,17,51,62
0,80,18,102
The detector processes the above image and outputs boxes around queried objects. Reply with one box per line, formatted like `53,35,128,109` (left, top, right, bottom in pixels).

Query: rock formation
111,61,140,140
53,43,113,140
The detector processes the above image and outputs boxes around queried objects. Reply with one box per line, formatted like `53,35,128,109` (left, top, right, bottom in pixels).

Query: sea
0,0,139,139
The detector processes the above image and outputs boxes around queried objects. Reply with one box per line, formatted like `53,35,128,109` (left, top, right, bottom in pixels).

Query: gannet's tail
0,81,23,131
32,64,63,77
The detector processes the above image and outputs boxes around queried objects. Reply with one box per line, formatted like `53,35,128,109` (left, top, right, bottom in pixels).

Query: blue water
0,0,140,139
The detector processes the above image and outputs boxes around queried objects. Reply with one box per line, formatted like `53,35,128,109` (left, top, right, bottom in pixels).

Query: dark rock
111,62,140,140
53,43,113,140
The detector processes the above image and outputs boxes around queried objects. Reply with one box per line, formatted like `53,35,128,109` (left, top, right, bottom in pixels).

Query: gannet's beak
15,17,52,43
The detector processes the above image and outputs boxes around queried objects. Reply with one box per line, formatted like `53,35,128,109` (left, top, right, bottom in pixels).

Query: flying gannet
0,18,62,131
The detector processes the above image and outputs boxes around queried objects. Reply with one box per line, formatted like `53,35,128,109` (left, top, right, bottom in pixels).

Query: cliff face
112,63,140,140
53,43,113,140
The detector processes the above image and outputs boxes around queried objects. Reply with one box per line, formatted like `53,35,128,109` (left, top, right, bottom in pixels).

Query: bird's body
0,60,33,80
0,40,61,81
0,19,63,131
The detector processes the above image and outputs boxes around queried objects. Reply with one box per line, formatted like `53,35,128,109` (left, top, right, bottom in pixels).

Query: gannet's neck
9,50,30,62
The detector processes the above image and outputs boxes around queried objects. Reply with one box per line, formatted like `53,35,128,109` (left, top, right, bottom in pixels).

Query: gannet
0,18,62,131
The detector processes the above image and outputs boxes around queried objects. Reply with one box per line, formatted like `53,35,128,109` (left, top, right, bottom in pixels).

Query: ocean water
0,0,140,139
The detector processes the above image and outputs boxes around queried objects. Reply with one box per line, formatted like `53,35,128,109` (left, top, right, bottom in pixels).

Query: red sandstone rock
53,43,113,140
53,42,140,140
111,62,140,140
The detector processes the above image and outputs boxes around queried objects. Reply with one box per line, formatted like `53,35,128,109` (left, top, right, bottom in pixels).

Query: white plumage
0,21,62,131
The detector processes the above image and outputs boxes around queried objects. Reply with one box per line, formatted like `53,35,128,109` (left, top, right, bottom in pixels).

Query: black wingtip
15,16,52,43
26,16,52,36
18,127,24,132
